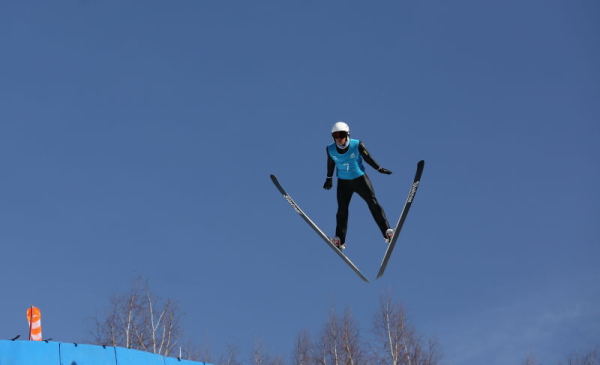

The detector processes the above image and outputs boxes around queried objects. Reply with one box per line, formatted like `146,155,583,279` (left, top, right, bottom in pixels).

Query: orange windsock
26,306,42,341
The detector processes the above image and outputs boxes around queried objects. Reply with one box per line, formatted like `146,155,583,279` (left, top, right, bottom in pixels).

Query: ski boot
384,229,395,244
331,236,346,251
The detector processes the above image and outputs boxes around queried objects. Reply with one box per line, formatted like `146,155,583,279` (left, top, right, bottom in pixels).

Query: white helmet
331,121,350,147
331,121,350,134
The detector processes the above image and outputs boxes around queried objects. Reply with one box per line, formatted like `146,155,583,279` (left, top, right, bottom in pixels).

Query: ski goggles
332,131,348,139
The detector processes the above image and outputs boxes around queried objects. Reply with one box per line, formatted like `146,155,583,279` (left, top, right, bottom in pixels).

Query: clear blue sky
1,1,598,364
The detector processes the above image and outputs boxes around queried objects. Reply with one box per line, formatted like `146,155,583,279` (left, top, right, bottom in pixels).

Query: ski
376,160,425,279
270,174,370,283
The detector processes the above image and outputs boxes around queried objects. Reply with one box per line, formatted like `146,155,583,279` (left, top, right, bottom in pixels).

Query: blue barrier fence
0,340,213,365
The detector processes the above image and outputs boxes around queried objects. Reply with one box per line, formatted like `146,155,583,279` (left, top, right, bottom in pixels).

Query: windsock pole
28,306,33,341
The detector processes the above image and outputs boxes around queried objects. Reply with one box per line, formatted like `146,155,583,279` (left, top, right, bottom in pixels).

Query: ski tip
418,160,425,167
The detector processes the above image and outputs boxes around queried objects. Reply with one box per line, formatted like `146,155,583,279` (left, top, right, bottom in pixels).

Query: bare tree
420,338,442,365
566,346,600,365
292,329,312,365
372,293,412,365
340,308,366,365
313,305,366,365
522,352,538,365
251,339,270,365
91,277,198,359
250,338,285,365
372,293,441,365
220,343,242,365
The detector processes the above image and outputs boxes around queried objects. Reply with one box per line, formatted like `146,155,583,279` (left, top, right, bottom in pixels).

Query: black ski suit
324,141,391,245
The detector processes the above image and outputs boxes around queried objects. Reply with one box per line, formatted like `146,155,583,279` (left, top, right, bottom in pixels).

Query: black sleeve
326,147,335,178
359,141,382,171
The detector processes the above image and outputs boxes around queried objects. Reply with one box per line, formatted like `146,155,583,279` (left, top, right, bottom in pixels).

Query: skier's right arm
323,148,335,190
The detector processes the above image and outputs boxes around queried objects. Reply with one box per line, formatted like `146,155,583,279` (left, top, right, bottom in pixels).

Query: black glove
323,177,333,190
378,167,392,175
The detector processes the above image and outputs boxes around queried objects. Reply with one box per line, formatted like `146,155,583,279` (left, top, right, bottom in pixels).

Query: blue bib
327,139,365,180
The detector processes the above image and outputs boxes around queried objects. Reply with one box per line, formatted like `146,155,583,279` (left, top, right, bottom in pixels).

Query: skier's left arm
359,142,392,175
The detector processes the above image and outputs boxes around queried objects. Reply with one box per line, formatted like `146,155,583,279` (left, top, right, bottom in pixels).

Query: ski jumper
326,139,390,244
